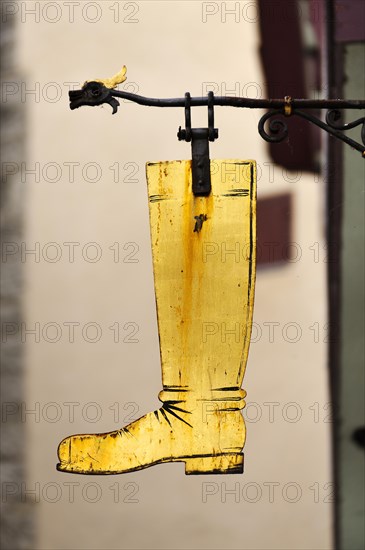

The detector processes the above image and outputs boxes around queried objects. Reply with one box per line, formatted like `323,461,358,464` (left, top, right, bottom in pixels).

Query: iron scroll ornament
258,104,365,155
69,81,365,157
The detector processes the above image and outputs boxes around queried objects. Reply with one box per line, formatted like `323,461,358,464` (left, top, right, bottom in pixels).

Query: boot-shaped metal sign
57,159,256,475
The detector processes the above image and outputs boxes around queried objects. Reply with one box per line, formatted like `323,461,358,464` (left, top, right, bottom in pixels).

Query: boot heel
184,453,244,475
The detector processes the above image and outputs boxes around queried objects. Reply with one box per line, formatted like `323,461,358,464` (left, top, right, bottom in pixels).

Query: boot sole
57,452,244,475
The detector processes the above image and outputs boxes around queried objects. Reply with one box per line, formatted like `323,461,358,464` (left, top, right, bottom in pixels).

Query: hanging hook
185,92,192,142
178,91,219,196
208,91,215,141
177,92,192,142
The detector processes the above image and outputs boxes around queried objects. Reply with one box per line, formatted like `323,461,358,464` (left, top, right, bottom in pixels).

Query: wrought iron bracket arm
68,82,365,156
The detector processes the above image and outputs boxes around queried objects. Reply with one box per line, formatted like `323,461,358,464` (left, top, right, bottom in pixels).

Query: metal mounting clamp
178,91,218,196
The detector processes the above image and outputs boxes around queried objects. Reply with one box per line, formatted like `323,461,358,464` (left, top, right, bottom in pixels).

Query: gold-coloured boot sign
57,159,256,475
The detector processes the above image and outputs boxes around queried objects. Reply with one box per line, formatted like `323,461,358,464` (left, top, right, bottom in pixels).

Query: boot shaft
146,160,257,406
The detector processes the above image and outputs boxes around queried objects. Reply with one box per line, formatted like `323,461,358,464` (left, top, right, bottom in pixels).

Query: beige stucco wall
10,1,332,548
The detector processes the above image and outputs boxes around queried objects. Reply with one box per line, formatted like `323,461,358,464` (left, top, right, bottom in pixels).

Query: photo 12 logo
201,1,325,24
1,320,140,344
1,2,140,24
1,80,140,105
2,401,140,424
1,241,140,264
1,161,141,184
201,481,334,504
2,480,140,504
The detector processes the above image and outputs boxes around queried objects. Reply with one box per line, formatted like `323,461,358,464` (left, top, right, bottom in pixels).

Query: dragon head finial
69,65,127,114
